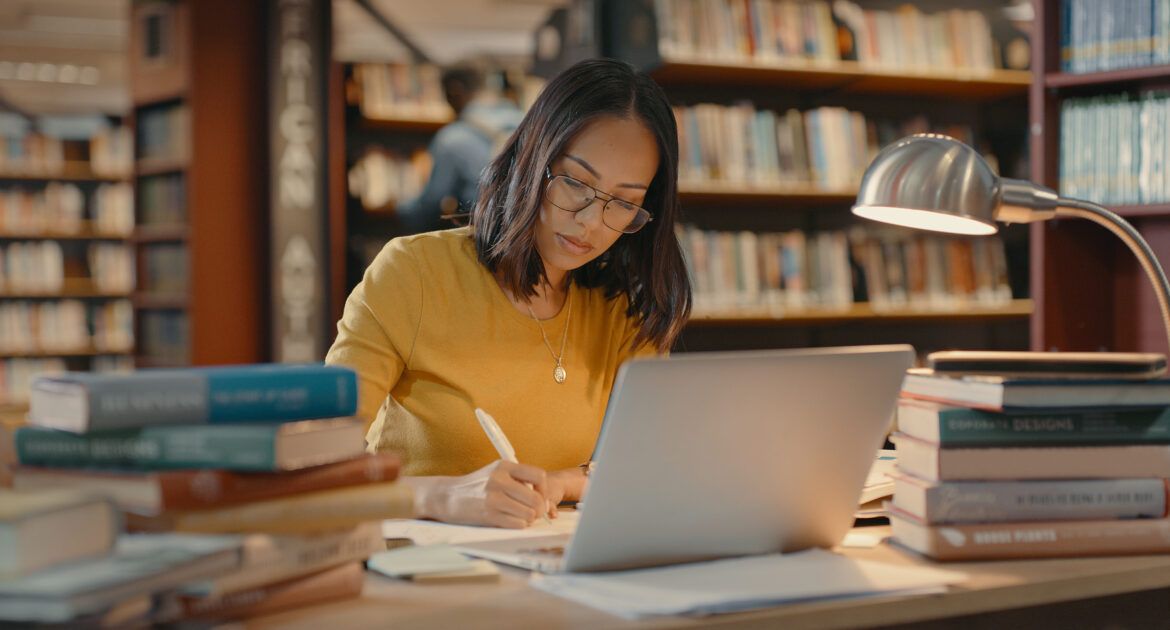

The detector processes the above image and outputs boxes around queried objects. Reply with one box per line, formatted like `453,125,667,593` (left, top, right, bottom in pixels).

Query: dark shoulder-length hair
470,58,691,353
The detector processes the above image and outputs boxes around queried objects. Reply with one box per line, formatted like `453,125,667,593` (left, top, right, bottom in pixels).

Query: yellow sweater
325,227,657,476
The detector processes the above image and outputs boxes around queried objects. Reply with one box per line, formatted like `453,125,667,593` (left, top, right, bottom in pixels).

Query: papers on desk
529,548,964,620
382,510,579,546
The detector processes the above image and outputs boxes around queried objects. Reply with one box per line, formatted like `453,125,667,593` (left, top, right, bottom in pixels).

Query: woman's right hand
417,460,552,528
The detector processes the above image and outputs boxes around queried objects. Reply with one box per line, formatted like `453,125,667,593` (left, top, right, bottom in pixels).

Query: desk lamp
851,133,1170,367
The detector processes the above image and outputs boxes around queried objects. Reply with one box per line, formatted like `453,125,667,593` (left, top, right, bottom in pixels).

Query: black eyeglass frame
543,167,654,234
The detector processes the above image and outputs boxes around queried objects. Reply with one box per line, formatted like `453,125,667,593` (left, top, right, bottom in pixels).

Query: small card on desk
367,544,500,584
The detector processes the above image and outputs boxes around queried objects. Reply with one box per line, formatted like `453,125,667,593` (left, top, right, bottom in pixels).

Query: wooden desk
244,527,1170,629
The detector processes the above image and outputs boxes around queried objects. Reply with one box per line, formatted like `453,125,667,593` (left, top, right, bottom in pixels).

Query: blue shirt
396,97,523,233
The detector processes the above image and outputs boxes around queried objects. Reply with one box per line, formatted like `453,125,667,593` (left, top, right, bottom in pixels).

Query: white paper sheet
382,510,580,546
529,548,964,620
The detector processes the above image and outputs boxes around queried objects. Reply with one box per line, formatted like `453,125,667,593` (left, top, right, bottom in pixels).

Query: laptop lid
560,344,914,573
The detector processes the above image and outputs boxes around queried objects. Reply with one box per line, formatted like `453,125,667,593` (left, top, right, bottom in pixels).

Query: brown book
170,561,364,621
890,508,1170,561
125,481,413,534
12,453,400,515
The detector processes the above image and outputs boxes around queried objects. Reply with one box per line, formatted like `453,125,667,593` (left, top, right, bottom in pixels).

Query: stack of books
888,367,1170,561
1,363,412,624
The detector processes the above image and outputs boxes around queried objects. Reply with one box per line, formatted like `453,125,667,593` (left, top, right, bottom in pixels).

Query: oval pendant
553,365,567,384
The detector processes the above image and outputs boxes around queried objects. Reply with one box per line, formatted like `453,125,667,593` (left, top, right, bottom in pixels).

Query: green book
14,418,364,472
897,400,1170,446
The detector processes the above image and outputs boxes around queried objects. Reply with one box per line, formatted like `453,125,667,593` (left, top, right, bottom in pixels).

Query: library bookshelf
127,0,266,367
1029,0,1170,354
599,0,1035,353
0,122,134,409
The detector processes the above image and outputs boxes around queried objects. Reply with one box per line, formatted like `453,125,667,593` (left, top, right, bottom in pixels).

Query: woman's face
535,116,659,281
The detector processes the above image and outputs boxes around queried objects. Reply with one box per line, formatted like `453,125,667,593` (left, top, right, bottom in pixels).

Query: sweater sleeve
325,238,424,428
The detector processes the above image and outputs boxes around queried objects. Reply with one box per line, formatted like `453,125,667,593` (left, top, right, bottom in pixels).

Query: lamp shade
852,134,1000,236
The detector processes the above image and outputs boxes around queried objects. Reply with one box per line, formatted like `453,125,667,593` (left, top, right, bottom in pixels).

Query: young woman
326,58,691,528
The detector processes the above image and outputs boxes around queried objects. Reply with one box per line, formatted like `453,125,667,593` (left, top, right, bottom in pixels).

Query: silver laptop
458,344,914,573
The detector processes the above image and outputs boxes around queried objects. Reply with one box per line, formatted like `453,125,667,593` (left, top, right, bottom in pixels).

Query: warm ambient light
851,133,1170,355
851,206,997,236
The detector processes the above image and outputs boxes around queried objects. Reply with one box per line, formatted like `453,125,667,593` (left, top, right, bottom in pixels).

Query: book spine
205,366,358,422
891,433,1170,481
891,512,1170,561
897,478,1167,523
172,562,364,622
198,522,384,596
149,482,413,534
15,425,278,471
157,453,400,511
903,404,1170,446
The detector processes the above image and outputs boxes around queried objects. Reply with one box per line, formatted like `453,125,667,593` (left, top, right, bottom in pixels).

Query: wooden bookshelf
594,0,1033,351
0,165,129,183
0,284,131,300
135,157,189,178
1030,0,1170,355
678,182,857,205
0,224,132,241
133,224,190,242
129,0,266,367
1045,65,1170,89
358,114,452,134
0,348,133,359
688,300,1032,327
650,60,1032,100
132,292,189,310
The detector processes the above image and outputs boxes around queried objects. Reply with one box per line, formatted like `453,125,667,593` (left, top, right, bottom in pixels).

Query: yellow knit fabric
325,227,658,476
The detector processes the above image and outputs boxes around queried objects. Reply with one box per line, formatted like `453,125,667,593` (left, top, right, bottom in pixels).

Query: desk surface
244,526,1170,630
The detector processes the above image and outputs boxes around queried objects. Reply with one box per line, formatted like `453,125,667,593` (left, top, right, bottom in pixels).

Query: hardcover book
897,399,1170,446
29,363,358,433
901,368,1170,411
12,453,400,514
892,475,1167,524
0,534,242,624
0,489,118,578
890,508,1170,561
892,432,1170,481
14,418,365,472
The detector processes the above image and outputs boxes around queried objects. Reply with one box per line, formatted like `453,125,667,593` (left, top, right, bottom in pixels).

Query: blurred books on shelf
351,62,454,122
1060,93,1170,207
679,224,1012,317
654,0,1007,73
1060,0,1170,74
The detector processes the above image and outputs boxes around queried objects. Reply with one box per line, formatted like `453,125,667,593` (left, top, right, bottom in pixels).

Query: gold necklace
525,288,572,384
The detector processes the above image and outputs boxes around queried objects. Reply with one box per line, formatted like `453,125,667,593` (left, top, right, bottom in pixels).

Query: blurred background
0,0,1166,417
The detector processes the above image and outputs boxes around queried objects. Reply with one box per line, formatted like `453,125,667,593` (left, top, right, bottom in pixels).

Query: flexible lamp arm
1054,198,1170,353
991,180,1170,351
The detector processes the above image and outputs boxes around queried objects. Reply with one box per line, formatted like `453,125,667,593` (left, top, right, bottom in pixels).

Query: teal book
29,363,358,433
14,418,365,472
898,399,1170,446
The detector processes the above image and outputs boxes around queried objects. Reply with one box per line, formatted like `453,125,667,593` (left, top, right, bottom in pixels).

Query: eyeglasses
544,168,653,234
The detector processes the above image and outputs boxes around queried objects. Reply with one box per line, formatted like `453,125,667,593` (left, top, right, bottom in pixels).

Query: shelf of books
1031,0,1170,353
689,300,1033,327
0,110,136,408
645,0,1032,100
587,0,1033,351
127,0,266,367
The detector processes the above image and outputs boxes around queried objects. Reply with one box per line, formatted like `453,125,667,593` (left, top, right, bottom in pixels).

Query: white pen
474,407,552,524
